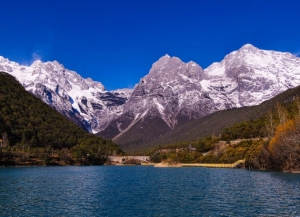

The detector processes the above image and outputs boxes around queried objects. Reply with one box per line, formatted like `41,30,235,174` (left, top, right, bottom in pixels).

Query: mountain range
0,56,132,133
1,44,300,151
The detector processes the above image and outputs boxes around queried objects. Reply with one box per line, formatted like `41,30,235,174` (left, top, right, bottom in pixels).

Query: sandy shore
154,163,182,167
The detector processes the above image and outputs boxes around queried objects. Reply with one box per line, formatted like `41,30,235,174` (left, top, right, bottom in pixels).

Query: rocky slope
98,55,216,149
143,84,300,151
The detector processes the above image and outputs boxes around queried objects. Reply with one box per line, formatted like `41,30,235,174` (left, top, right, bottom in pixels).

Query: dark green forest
0,72,123,166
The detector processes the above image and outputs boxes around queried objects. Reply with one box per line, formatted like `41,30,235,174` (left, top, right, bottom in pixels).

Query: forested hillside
0,72,123,166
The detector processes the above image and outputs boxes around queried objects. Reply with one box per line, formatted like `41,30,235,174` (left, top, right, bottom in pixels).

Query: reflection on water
0,166,299,216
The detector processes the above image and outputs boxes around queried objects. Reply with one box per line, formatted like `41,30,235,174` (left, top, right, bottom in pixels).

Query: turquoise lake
0,166,299,216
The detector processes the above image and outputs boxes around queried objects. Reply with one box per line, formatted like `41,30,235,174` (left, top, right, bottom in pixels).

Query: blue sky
0,0,300,90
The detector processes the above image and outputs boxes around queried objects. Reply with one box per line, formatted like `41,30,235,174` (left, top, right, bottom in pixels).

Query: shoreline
1,162,300,174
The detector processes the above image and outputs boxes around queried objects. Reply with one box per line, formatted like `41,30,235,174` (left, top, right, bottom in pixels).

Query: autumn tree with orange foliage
269,119,300,171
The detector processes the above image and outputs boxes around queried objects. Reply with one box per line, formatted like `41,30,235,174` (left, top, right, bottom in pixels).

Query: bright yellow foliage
269,119,295,152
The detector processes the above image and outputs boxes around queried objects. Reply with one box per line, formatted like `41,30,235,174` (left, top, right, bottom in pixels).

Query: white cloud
32,52,42,61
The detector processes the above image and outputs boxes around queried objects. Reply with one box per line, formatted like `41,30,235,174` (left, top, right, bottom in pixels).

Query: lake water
0,166,299,217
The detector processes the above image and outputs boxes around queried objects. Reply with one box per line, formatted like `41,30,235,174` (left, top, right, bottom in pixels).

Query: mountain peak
151,54,172,69
30,59,42,66
239,43,258,51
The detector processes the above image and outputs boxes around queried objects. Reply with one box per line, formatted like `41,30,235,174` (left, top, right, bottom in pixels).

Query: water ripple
0,166,299,216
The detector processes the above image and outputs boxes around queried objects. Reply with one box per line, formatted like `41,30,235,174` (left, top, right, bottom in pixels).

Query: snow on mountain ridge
0,57,132,133
203,44,300,106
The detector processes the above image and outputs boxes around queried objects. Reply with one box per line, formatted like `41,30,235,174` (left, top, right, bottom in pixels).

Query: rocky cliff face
123,55,213,127
1,44,300,149
98,55,217,144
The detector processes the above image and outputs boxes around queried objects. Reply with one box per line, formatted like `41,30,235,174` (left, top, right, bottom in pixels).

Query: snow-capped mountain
98,44,300,147
0,57,132,132
203,44,300,107
123,55,211,128
1,44,300,149
99,55,214,139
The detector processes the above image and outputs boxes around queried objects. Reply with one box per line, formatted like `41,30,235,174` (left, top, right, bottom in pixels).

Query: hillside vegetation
0,72,123,166
147,85,300,172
